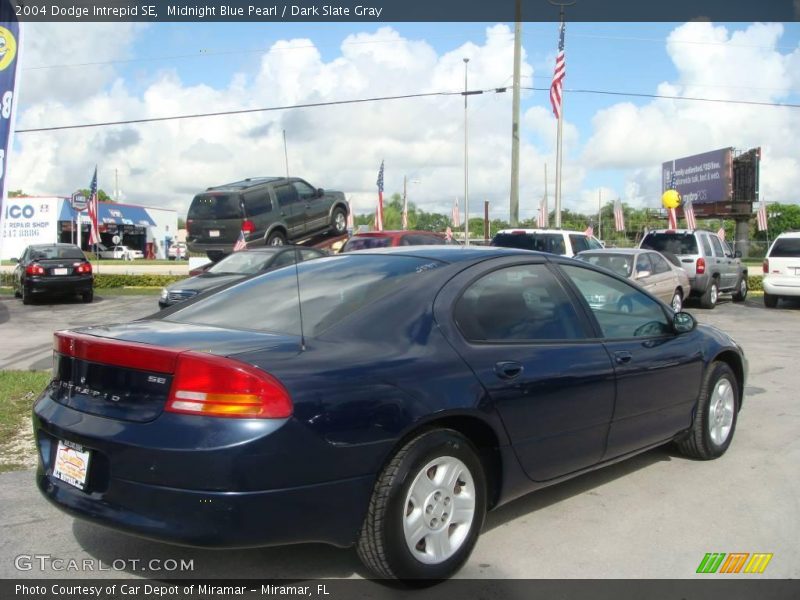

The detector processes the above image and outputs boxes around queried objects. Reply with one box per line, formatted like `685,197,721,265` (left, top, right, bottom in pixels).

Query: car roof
205,177,294,192
774,231,800,238
346,244,547,263
29,243,81,249
578,248,648,256
349,230,443,238
495,228,591,235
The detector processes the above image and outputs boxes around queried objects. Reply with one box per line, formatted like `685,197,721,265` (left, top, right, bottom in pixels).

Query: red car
341,230,447,252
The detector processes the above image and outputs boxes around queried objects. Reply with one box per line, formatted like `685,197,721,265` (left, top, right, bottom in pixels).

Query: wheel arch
329,201,349,219
382,412,504,510
264,224,287,243
711,350,745,410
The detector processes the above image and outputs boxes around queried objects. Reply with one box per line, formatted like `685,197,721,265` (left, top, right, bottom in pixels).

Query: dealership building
0,196,177,260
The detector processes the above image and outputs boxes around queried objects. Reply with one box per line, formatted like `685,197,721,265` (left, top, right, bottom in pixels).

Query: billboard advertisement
662,148,733,205
0,197,59,259
0,2,21,260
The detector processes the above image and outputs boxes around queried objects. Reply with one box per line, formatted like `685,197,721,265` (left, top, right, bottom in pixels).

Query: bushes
0,272,185,289
748,274,763,292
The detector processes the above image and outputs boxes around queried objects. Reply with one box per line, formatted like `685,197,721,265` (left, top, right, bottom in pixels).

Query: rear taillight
696,257,706,275
242,219,256,235
763,259,769,274
166,352,292,419
186,218,193,233
74,262,92,274
26,264,45,275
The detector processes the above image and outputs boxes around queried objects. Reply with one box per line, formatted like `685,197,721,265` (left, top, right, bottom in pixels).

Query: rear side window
243,189,272,217
641,233,698,255
492,233,566,255
569,234,590,254
769,238,800,257
188,194,242,220
166,255,442,337
649,253,671,274
342,237,394,251
400,234,445,246
455,264,585,341
710,235,724,257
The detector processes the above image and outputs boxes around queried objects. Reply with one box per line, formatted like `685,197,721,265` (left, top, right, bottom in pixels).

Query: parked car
34,247,746,580
98,245,144,260
341,230,446,252
491,228,604,257
762,231,800,308
186,177,349,261
639,229,747,309
576,248,691,311
168,242,188,260
159,247,326,308
12,243,93,304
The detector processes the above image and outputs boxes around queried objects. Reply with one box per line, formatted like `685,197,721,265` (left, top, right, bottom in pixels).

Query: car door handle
495,361,524,380
614,351,633,364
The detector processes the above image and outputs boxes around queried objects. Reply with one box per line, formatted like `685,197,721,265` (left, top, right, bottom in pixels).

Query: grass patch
0,370,50,472
99,287,161,296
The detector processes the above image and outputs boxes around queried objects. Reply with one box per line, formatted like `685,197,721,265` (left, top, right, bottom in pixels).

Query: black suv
186,177,349,260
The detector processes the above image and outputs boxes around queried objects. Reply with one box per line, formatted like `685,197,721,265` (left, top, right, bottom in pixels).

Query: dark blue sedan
33,246,746,580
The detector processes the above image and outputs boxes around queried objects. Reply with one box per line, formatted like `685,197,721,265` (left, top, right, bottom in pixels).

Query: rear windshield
188,194,242,220
30,246,85,260
640,232,698,255
576,253,633,277
342,237,394,251
769,238,800,258
165,255,443,337
492,233,566,255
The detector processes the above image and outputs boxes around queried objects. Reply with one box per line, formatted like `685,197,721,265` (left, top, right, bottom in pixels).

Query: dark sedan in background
159,246,326,308
34,247,746,580
12,243,94,304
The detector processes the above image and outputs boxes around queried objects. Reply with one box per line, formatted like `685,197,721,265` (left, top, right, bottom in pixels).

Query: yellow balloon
662,189,681,209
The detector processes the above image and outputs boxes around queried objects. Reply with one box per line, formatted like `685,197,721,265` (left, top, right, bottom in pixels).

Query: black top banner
8,0,800,23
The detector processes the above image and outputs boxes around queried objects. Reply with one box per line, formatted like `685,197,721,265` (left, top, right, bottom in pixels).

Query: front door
442,260,616,482
293,180,328,234
559,264,704,458
273,184,304,238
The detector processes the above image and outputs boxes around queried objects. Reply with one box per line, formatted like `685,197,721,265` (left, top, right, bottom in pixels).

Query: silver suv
639,229,747,309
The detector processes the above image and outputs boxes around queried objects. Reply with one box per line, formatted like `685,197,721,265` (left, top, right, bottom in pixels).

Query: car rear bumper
763,276,800,297
26,276,93,295
33,392,373,549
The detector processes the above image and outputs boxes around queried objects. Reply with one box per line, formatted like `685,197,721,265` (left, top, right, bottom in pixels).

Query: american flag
444,226,453,242
667,208,678,230
717,226,726,241
550,21,566,119
452,197,460,227
374,160,384,232
346,201,354,231
613,200,625,232
537,198,547,228
87,167,100,245
683,199,697,230
756,202,768,232
401,193,408,230
584,225,593,237
233,230,247,252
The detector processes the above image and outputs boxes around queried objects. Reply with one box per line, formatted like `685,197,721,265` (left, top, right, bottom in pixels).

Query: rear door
645,251,675,304
242,187,273,241
187,193,243,245
439,258,616,482
766,236,800,292
273,183,304,238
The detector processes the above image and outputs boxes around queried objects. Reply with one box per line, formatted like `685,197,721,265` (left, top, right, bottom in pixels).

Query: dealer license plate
208,230,220,238
53,440,91,490
52,268,68,275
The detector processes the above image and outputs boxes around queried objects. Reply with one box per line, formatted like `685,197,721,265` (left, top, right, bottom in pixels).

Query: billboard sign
0,2,21,260
0,197,59,259
662,148,733,205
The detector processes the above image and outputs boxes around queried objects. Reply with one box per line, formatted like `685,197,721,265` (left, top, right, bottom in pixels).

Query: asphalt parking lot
0,292,798,579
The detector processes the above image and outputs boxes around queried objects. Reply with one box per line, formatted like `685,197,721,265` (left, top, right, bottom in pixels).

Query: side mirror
734,250,742,258
636,269,651,279
673,311,696,334
317,188,325,197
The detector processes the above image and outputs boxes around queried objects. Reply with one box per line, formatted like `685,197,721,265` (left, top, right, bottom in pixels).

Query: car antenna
293,247,306,351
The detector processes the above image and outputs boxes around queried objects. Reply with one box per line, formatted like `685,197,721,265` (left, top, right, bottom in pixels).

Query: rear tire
267,231,286,246
700,278,719,309
13,287,21,298
356,429,486,581
82,290,94,303
677,362,739,460
732,277,747,302
331,208,347,235
21,286,31,305
764,293,778,308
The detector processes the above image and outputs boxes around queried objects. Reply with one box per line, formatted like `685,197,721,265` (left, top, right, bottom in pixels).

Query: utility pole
598,188,602,240
484,200,490,242
463,57,470,246
283,130,290,178
543,163,549,227
509,0,522,226
115,168,119,201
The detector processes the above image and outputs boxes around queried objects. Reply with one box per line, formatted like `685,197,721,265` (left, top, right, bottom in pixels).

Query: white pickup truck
98,245,144,260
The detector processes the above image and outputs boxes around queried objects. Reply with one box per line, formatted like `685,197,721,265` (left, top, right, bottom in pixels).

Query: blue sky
13,20,800,219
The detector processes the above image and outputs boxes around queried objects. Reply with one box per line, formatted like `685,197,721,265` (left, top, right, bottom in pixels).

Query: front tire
670,289,683,312
357,429,487,581
732,277,747,302
700,278,719,309
677,362,739,460
764,293,778,308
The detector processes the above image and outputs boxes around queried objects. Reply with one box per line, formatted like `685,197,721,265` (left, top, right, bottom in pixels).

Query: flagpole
402,175,407,230
548,1,573,228
463,57,470,246
543,163,548,227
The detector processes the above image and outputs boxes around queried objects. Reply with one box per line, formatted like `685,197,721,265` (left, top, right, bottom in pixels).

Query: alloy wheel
708,378,735,446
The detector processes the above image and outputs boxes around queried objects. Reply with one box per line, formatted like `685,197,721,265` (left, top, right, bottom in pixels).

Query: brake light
763,259,769,274
26,264,45,275
696,257,706,275
74,262,92,274
166,352,292,419
186,218,193,233
241,219,256,235
512,230,525,235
